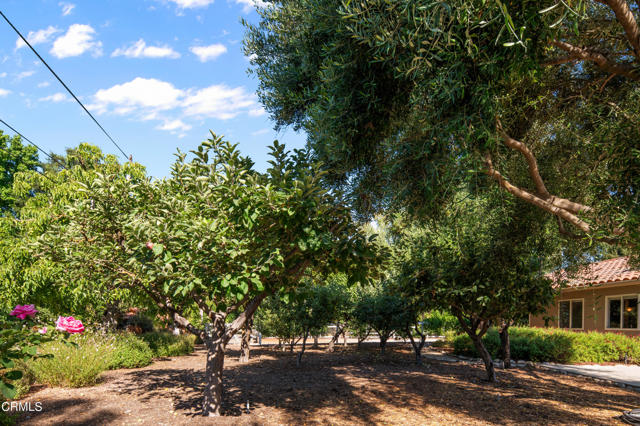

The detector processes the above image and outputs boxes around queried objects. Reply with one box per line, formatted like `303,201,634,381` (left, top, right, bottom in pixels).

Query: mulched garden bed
15,342,639,425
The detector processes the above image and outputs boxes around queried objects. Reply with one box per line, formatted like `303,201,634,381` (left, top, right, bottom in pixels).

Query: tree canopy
34,134,381,415
245,0,640,253
0,131,38,215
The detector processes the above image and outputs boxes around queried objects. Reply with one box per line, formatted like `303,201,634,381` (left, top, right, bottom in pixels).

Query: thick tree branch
496,120,550,198
484,153,592,233
550,40,640,80
595,0,640,60
495,123,593,215
223,292,267,344
541,56,579,66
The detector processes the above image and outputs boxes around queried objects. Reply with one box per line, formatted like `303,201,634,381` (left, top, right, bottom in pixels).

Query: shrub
451,327,640,364
422,311,459,336
142,332,195,357
27,334,112,387
107,333,153,369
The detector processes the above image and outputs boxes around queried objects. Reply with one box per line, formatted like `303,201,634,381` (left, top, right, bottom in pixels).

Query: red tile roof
552,257,640,289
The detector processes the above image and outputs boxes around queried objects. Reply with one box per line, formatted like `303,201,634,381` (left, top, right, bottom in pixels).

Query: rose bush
1,304,83,398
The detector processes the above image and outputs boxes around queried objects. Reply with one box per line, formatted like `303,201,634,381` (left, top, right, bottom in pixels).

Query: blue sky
0,0,305,177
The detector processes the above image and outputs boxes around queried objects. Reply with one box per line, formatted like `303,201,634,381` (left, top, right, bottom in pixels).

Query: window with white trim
558,299,583,329
607,295,639,329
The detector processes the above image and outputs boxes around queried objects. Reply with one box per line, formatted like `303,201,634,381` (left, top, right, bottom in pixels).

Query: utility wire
0,118,66,170
0,9,130,160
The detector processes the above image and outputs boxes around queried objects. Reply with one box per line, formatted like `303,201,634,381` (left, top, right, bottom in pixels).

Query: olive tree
37,134,380,416
245,0,640,254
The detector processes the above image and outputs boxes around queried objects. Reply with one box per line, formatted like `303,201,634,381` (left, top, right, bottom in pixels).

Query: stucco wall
529,280,640,336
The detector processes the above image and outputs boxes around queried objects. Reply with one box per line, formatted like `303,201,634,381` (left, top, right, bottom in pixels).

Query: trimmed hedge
452,327,640,364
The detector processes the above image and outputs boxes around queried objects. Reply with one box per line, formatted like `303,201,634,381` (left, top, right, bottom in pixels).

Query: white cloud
59,2,75,16
157,119,192,132
183,85,256,120
15,26,61,50
0,73,6,78
51,24,103,58
112,39,180,59
16,71,35,80
251,128,269,136
189,44,227,62
90,77,261,134
37,81,50,88
167,0,214,8
0,89,10,97
91,77,184,114
39,92,68,102
248,107,266,117
235,0,267,13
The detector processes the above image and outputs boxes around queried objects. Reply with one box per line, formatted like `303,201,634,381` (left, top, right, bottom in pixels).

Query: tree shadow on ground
112,342,637,425
16,397,120,425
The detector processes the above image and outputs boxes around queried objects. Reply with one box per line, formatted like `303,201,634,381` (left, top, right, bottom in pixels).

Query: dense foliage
0,144,145,318
452,327,640,365
33,134,380,415
245,0,640,253
0,131,38,215
391,190,561,380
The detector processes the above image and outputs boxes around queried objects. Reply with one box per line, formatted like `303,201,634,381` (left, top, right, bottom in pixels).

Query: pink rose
146,242,154,250
55,316,84,334
10,304,38,320
38,327,48,334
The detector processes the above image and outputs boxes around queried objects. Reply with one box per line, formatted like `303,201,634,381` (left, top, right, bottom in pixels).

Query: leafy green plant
37,135,382,416
142,332,195,358
422,311,459,336
451,327,640,364
0,305,78,399
27,334,112,388
108,333,153,369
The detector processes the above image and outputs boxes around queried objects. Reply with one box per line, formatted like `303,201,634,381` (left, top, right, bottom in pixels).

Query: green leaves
0,381,16,399
152,244,164,256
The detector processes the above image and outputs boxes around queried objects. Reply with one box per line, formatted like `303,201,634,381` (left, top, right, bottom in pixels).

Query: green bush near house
141,331,195,357
451,327,640,364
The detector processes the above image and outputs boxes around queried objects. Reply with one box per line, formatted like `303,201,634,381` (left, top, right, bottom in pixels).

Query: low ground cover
451,327,640,364
13,342,639,425
7,330,195,401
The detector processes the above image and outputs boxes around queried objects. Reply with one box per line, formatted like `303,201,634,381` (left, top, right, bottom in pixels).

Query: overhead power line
0,118,66,170
0,119,61,185
0,9,130,160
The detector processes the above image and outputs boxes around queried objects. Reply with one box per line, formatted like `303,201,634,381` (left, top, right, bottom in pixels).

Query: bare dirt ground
15,342,640,425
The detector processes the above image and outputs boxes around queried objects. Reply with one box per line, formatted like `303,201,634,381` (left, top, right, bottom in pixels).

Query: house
529,257,640,336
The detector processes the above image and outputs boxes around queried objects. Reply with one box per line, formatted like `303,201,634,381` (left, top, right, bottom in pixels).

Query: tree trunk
499,324,511,369
407,326,426,365
326,324,343,352
342,330,348,347
357,328,371,350
470,333,496,382
379,334,388,355
239,318,252,363
202,339,226,416
296,330,309,367
312,335,319,349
